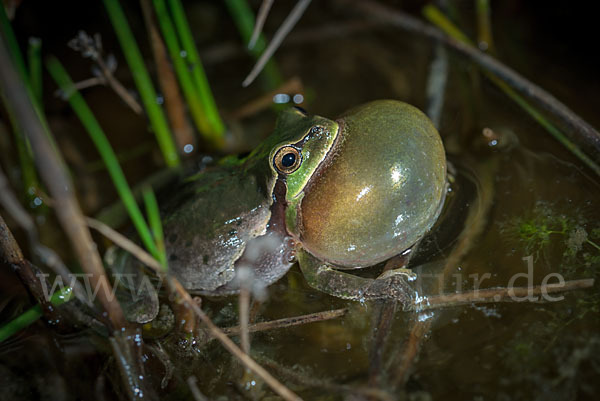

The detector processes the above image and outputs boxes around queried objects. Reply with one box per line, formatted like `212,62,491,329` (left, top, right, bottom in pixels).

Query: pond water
1,1,599,400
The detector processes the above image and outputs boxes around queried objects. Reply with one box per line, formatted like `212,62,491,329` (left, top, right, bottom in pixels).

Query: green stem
152,0,223,147
46,57,159,260
0,286,73,343
0,5,28,85
586,239,600,252
102,0,180,167
142,187,167,270
167,0,225,140
224,0,283,90
0,10,45,207
423,4,600,177
475,0,495,54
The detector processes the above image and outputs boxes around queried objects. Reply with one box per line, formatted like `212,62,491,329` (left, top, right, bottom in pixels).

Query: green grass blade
102,0,180,167
0,286,73,343
46,57,160,260
0,11,45,206
423,4,600,176
476,0,495,53
422,5,472,45
152,0,223,147
224,0,283,89
0,5,28,85
142,187,167,271
166,0,225,139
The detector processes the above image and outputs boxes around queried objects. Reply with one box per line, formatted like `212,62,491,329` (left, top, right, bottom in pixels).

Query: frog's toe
367,269,416,302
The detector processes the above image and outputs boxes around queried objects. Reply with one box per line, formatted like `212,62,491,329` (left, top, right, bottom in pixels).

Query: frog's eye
273,146,302,174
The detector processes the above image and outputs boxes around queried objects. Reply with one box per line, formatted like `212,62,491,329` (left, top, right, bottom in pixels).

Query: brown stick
0,41,126,330
86,217,163,273
230,76,304,119
344,0,600,157
410,278,595,311
0,35,158,401
221,308,348,336
83,218,300,399
86,216,197,335
248,0,275,50
0,166,91,307
169,277,303,401
0,213,53,316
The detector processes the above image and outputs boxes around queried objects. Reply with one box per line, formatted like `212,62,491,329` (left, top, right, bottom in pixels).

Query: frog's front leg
297,250,416,304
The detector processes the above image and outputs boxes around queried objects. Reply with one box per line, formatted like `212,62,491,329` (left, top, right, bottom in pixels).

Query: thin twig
0,36,126,329
410,278,595,311
239,285,251,355
170,277,304,401
248,0,274,50
242,0,312,87
0,213,60,323
230,76,304,119
87,215,195,335
0,166,92,306
0,35,157,400
86,216,300,399
68,31,143,114
345,0,600,160
85,217,163,273
221,308,348,336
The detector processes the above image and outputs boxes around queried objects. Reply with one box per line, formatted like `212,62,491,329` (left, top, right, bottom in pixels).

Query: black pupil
281,152,296,167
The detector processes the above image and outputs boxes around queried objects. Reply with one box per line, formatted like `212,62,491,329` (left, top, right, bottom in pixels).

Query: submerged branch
221,308,348,337
411,278,595,311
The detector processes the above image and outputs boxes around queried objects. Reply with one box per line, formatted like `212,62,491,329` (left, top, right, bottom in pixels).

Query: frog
109,100,447,319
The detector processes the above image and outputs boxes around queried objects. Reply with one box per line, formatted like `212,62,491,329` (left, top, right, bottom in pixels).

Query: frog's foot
297,250,416,304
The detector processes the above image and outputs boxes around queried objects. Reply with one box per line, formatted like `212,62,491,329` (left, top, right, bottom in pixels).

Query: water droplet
293,93,304,104
183,144,194,153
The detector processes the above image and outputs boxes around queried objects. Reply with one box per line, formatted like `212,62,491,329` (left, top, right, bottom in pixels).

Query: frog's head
268,107,340,200
275,100,447,268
